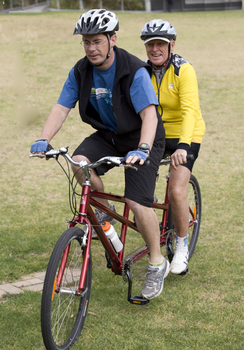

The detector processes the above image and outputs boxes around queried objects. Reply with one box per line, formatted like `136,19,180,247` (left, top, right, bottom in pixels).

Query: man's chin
150,58,164,66
88,56,103,65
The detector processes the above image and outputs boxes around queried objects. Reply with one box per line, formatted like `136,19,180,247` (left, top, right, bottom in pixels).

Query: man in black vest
31,9,169,300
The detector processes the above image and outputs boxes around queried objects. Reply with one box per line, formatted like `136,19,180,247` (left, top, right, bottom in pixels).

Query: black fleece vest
74,46,153,135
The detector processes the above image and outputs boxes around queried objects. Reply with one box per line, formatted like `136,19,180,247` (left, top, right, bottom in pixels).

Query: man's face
145,39,175,67
82,34,113,67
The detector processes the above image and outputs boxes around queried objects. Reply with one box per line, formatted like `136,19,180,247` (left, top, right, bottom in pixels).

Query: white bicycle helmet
73,9,119,35
140,19,177,44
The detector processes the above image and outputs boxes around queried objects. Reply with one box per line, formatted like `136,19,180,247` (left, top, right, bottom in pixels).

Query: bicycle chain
122,256,133,282
165,229,176,255
122,230,175,282
122,242,149,282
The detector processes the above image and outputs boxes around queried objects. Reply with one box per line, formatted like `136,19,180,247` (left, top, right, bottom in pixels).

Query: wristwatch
138,143,150,153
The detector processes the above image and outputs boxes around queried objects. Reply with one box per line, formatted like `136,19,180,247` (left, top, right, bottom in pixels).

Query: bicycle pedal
179,267,188,276
129,295,150,305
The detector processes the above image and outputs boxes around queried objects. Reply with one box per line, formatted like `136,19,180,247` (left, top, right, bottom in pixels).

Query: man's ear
171,40,176,52
110,34,117,48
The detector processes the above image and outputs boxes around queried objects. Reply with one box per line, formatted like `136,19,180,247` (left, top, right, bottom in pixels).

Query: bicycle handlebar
159,153,194,166
30,147,139,171
30,147,194,168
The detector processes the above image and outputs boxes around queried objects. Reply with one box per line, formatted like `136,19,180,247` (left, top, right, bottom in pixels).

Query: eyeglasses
146,41,168,49
81,39,107,48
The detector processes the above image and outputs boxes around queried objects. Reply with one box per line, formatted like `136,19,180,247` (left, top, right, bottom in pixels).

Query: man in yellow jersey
140,19,205,275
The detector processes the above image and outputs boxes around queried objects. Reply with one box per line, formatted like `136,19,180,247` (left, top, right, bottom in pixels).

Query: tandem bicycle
30,146,201,350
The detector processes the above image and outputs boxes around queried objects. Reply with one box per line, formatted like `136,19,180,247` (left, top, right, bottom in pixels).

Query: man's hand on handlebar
30,139,53,156
126,149,149,166
170,149,187,170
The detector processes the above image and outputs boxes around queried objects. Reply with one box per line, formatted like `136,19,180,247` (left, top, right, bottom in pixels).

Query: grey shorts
73,130,165,207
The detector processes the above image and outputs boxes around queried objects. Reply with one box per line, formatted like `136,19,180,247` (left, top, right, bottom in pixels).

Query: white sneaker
170,250,189,275
141,258,170,300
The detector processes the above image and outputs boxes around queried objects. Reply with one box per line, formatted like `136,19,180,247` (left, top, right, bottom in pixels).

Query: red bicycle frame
55,172,171,296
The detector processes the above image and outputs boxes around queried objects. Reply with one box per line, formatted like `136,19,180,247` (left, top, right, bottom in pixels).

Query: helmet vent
93,17,99,27
102,18,109,26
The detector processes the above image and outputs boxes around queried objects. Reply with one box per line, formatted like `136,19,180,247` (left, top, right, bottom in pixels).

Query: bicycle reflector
130,295,150,305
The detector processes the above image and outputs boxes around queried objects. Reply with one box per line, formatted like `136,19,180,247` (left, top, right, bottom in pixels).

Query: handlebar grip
187,154,195,161
121,156,150,166
126,158,150,166
159,153,195,166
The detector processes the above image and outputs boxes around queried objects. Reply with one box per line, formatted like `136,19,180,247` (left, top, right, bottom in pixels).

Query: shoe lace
143,268,161,288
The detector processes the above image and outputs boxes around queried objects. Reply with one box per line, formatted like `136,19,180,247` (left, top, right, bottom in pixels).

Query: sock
149,256,164,269
175,234,189,252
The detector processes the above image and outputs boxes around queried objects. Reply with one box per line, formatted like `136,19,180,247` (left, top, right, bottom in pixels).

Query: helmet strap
106,33,112,59
168,42,171,62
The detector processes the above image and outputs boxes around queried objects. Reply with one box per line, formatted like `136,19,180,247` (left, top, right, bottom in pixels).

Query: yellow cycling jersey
150,54,205,145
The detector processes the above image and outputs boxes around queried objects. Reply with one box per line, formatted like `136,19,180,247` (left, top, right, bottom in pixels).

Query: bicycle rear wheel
166,174,202,262
41,227,92,350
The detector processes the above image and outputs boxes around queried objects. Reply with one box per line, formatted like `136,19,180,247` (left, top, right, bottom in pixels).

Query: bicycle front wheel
166,174,202,262
41,227,92,350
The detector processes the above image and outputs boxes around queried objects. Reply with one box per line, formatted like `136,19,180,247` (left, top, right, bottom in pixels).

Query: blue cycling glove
30,139,53,153
126,150,149,162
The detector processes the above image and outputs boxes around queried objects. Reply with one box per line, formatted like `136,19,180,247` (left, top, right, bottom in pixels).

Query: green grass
0,9,244,350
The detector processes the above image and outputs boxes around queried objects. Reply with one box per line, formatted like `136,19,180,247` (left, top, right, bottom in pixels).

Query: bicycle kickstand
125,269,149,305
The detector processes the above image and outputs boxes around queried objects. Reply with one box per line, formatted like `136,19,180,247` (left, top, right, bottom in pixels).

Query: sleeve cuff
177,143,190,152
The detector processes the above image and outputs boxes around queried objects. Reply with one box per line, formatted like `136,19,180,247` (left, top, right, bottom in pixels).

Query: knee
72,154,89,163
125,198,143,215
168,183,187,203
71,155,89,173
125,199,153,218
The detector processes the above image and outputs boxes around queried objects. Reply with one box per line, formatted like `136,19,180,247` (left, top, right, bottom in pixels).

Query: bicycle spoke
41,227,92,350
166,174,201,261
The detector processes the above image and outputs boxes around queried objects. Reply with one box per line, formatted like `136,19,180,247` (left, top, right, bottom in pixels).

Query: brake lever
119,157,150,170
29,154,46,158
29,149,60,160
120,164,138,171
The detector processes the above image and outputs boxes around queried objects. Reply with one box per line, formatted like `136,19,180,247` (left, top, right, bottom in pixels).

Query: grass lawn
0,9,244,350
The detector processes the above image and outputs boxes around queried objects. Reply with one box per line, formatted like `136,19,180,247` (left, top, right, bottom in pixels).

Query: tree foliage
0,0,144,11
49,0,145,11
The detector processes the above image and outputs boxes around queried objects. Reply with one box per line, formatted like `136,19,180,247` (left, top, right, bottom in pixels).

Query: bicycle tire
166,174,202,262
41,226,92,350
